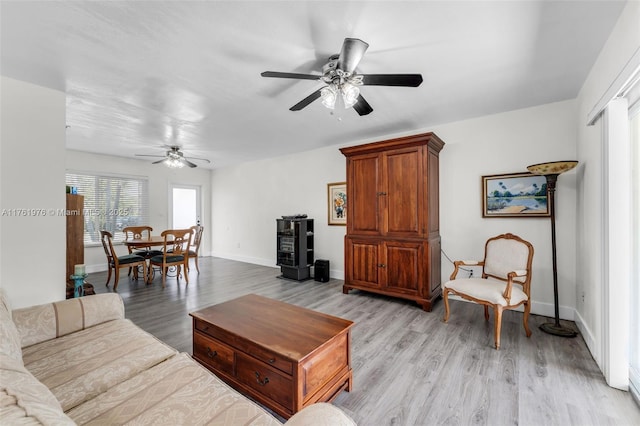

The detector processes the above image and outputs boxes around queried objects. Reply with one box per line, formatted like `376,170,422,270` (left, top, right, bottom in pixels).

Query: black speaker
314,260,330,282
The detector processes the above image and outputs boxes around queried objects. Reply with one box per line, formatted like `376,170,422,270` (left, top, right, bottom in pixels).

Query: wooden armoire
66,194,84,298
340,132,444,311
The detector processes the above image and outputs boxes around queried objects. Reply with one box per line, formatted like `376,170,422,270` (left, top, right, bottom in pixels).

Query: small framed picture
327,182,347,225
482,172,550,218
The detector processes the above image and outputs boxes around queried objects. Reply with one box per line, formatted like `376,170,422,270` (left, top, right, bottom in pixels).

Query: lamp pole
527,161,578,337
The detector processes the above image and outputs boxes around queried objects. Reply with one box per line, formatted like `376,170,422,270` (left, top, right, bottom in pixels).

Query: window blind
66,171,149,245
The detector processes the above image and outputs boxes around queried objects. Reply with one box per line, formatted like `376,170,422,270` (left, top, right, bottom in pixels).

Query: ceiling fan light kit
135,146,211,169
261,37,423,116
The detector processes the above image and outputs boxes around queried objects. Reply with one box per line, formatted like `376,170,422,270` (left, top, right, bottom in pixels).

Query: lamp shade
527,161,578,176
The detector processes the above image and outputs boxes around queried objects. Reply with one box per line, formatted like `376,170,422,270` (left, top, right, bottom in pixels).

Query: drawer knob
268,358,276,364
255,371,270,386
207,347,218,358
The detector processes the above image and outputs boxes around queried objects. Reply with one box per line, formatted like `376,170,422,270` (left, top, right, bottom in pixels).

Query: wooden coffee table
190,294,354,419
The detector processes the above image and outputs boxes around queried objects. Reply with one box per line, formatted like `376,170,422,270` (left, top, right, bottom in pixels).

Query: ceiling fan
261,38,423,116
135,146,211,168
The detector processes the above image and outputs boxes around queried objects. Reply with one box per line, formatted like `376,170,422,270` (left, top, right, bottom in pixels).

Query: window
66,172,149,245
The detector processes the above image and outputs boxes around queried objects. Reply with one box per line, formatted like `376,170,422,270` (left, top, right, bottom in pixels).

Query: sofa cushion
66,352,282,425
22,318,176,412
0,290,22,364
13,293,125,348
0,354,75,425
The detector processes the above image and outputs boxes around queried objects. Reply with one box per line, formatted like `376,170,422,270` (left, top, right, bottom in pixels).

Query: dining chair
148,228,193,288
442,233,534,349
100,230,148,291
122,225,163,258
187,225,204,273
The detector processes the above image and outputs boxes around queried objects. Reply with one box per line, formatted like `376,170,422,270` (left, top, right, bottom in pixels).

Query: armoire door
382,146,425,238
382,240,424,296
345,238,380,288
347,154,380,236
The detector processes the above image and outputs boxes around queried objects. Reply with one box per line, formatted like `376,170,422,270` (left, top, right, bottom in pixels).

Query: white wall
1,76,67,308
433,99,578,319
65,150,213,273
211,99,578,318
575,0,640,371
211,146,347,276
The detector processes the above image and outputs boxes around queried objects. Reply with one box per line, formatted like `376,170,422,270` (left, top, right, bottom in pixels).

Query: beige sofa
0,291,356,425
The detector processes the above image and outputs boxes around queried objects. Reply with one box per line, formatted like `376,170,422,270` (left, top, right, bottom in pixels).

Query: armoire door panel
347,239,380,287
383,241,423,294
427,148,440,235
348,155,380,235
384,148,423,237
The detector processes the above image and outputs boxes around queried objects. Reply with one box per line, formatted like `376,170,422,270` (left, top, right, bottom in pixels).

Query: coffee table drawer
236,352,293,410
193,331,235,376
246,344,293,375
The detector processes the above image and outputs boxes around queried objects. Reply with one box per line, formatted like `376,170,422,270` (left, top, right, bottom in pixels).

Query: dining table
123,236,174,283
123,235,170,249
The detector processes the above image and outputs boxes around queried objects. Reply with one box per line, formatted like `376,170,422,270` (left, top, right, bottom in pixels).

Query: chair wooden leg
484,305,489,321
113,268,120,291
105,267,112,287
162,267,167,288
523,301,532,337
494,306,503,350
443,289,450,322
142,263,147,284
183,263,189,284
194,256,200,274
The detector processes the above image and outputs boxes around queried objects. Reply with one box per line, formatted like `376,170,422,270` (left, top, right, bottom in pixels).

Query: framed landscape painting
327,182,347,225
482,172,550,218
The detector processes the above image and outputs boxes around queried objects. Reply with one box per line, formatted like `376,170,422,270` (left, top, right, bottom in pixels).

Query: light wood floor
89,257,640,425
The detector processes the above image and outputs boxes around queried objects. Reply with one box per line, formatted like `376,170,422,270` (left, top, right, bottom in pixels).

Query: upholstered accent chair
443,233,534,349
148,228,192,288
100,230,148,291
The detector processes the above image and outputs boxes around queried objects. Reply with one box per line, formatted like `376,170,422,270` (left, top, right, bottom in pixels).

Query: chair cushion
0,289,22,364
65,353,282,426
134,249,163,258
117,254,146,265
443,277,528,306
0,354,75,425
150,254,184,264
22,318,176,412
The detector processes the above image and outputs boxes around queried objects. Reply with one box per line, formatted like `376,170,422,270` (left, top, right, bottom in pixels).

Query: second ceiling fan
261,38,423,116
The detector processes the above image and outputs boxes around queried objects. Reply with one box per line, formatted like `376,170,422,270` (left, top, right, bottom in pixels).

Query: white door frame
168,183,202,229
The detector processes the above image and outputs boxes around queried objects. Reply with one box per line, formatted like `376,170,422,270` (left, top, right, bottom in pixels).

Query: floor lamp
527,160,578,338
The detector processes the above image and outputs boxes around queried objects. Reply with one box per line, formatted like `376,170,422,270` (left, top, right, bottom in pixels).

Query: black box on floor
314,260,330,282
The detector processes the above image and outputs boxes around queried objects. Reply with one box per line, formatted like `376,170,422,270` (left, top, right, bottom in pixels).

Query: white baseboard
574,309,599,366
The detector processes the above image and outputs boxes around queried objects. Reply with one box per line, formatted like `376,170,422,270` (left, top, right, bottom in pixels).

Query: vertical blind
66,171,149,245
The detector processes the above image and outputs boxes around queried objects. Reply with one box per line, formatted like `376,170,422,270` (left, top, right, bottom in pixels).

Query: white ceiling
0,1,626,169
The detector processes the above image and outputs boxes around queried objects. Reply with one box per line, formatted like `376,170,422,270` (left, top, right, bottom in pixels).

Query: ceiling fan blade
337,38,369,74
353,94,373,116
185,156,211,164
152,159,166,165
135,154,165,158
360,74,423,87
261,71,321,81
290,88,323,111
182,158,197,168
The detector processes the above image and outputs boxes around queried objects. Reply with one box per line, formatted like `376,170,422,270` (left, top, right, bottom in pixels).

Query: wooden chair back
190,225,204,254
100,230,116,266
161,228,192,257
122,226,153,240
482,233,534,294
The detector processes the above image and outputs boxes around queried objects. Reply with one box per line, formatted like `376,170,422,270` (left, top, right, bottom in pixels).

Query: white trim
588,46,640,125
168,183,202,230
601,99,631,390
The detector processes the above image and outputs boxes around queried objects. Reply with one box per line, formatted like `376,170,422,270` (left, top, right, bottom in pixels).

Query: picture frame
327,182,347,225
481,172,550,218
